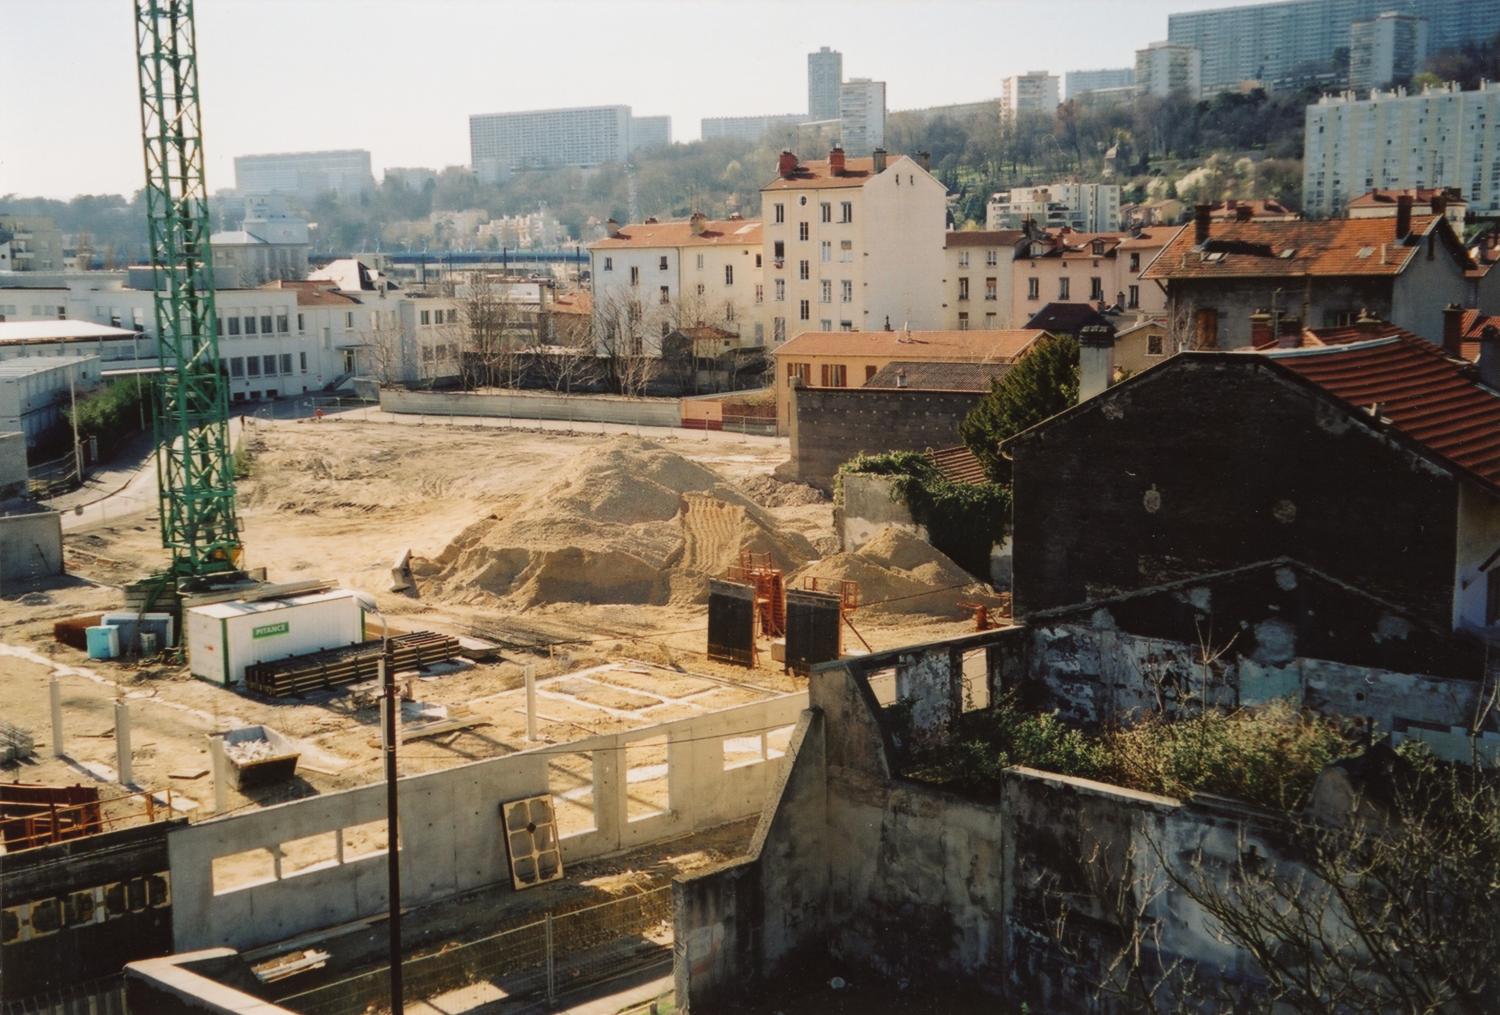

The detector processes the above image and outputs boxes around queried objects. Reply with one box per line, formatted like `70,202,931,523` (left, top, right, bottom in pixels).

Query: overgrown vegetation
835,450,1009,578
66,377,150,452
959,333,1079,483
907,695,1354,813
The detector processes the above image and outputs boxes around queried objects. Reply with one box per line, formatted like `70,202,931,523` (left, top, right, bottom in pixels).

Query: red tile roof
1264,332,1500,493
590,218,762,250
1141,214,1472,281
1347,188,1466,209
258,279,360,306
1207,198,1300,221
926,445,988,485
762,155,924,192
1459,309,1500,362
946,230,1024,248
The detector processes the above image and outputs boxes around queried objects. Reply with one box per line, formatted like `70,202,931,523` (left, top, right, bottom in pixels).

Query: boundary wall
379,388,684,428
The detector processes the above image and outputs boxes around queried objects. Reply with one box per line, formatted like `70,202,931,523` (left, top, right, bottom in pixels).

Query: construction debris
244,631,461,697
0,720,36,764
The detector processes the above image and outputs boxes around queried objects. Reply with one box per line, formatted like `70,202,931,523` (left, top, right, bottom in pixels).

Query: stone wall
789,386,981,492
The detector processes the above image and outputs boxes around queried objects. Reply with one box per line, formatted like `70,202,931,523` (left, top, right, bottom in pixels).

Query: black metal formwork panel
785,589,842,675
708,579,756,666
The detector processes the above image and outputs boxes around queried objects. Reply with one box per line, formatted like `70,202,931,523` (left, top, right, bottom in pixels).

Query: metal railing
276,886,672,1015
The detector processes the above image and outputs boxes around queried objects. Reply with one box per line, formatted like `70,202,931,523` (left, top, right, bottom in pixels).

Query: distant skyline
4,0,1267,199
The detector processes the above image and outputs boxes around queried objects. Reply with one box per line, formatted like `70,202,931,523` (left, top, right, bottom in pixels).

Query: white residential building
0,217,65,273
700,114,803,145
1135,41,1202,99
628,115,673,154
808,46,843,121
839,78,886,156
232,150,374,201
942,231,1021,332
988,183,1121,232
1303,81,1500,217
1000,72,1060,120
588,215,765,354
1349,11,1428,93
762,147,947,343
1064,68,1135,100
469,105,631,180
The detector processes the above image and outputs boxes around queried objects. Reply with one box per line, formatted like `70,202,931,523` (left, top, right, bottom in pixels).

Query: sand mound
736,475,828,508
423,439,816,608
791,528,999,619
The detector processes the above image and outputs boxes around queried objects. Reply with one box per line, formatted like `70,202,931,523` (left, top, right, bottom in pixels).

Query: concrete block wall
379,387,684,428
0,510,62,591
0,431,25,495
169,692,806,952
789,386,982,492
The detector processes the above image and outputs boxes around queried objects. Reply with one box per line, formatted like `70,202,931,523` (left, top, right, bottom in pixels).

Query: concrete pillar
114,699,133,786
593,739,623,850
49,676,64,757
210,735,229,813
525,664,537,742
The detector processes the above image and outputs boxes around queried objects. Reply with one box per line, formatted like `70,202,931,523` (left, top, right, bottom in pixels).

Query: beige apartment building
761,148,948,345
1010,227,1171,326
941,231,1023,332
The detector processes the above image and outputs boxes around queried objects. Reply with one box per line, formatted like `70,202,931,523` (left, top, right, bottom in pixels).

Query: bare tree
456,273,527,388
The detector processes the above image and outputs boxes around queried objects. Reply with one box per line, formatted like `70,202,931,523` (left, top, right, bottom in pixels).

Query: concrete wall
379,387,684,428
0,431,26,495
839,472,925,549
790,385,982,492
169,692,806,952
0,510,62,591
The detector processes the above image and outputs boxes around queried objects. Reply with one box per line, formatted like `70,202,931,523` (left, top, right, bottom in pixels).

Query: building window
1129,252,1140,272
1194,308,1219,348
244,315,257,335
263,355,277,375
821,202,831,223
420,310,431,325
820,318,832,331
840,320,853,331
261,315,273,334
774,240,785,261
774,203,785,224
448,309,458,323
630,266,640,286
1147,332,1164,356
660,286,671,304
280,354,293,374
696,254,704,269
841,280,853,303
725,265,734,285
696,283,705,296
958,251,970,268
1128,285,1139,308
799,299,810,321
229,356,244,377
840,202,853,223
247,356,260,376
840,240,853,262
774,317,786,342
787,361,808,386
985,249,998,267
345,312,354,328
300,351,308,373
755,283,764,304
958,277,969,301
660,255,670,271
798,260,810,281
754,322,765,342
985,277,997,301
1059,277,1070,300
958,312,969,330
602,256,614,271
799,222,809,241
821,240,831,263
820,363,847,387
1027,278,1039,300
726,304,736,321
1090,277,1103,301
821,280,832,303
277,314,289,333
774,279,785,301
227,316,240,336
296,313,304,332
985,312,996,329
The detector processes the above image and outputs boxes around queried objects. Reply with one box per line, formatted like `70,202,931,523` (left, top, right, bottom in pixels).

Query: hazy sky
2,0,1261,199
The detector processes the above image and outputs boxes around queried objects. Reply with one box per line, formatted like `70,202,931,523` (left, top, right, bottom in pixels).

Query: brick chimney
1443,303,1466,358
778,150,799,178
1249,309,1273,347
1078,324,1116,400
606,218,621,238
828,145,846,176
1480,326,1500,390
1194,204,1212,246
872,147,888,173
915,150,931,171
689,211,707,236
1277,316,1302,348
1396,193,1413,240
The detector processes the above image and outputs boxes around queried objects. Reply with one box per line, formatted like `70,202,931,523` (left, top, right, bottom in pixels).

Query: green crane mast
133,0,243,583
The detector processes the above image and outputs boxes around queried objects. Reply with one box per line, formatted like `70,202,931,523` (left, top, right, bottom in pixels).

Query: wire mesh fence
276,885,673,1015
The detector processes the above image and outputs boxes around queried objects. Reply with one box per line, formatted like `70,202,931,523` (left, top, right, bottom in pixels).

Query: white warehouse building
0,354,101,447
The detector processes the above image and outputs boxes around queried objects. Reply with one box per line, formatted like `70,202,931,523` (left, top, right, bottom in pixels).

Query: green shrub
67,378,150,448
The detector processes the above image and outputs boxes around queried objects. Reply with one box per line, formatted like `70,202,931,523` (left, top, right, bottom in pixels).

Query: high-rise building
468,105,631,180
838,78,886,156
1168,0,1500,95
987,183,1122,232
1302,81,1500,216
1349,11,1429,93
1000,72,1060,120
1135,41,1203,99
701,114,805,144
1064,68,1136,101
628,115,673,154
808,46,843,121
233,150,374,201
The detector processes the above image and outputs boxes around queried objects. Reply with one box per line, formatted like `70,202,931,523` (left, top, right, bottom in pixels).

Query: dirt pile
791,528,1001,620
737,474,828,508
419,440,816,608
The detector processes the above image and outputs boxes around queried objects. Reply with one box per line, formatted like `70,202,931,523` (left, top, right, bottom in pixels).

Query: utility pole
381,648,403,1014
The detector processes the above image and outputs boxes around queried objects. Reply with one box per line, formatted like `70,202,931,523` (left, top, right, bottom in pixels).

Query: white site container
185,590,366,686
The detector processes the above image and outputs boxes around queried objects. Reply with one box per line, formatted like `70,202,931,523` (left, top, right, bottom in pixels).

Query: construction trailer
184,590,365,686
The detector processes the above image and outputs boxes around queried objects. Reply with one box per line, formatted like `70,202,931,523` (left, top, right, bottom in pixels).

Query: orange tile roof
258,279,361,306
549,291,592,316
946,230,1024,248
1265,333,1500,493
1347,188,1466,209
591,218,763,250
772,328,1044,362
1141,214,1471,281
1458,309,1500,362
762,156,909,192
926,445,989,485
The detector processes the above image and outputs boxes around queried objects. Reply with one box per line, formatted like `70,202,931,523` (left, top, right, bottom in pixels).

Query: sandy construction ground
0,417,994,820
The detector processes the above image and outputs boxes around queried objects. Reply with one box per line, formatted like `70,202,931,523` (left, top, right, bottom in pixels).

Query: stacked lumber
244,631,460,698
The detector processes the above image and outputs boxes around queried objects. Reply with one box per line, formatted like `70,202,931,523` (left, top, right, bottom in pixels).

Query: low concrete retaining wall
0,510,63,589
380,388,685,428
169,692,807,952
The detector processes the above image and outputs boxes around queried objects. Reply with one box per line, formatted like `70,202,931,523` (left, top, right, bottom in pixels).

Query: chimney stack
828,145,846,176
915,150,931,171
1431,192,1448,218
1249,309,1273,347
1276,316,1302,349
872,147,888,173
1480,326,1500,390
689,211,707,236
1236,204,1254,223
1078,324,1116,401
1396,193,1413,240
778,150,799,178
606,218,621,238
1354,307,1382,334
1194,204,1212,246
1443,303,1466,358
